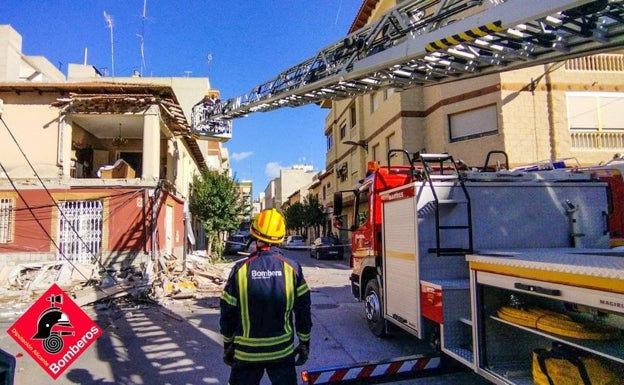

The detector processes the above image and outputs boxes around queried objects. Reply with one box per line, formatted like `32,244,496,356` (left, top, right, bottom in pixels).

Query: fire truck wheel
364,279,386,337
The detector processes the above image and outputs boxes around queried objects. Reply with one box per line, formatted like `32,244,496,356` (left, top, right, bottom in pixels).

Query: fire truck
332,151,623,383
188,0,624,382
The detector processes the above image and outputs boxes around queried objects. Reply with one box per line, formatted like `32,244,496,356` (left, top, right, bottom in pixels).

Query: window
0,198,14,243
384,88,395,100
448,104,498,142
567,93,624,130
567,93,624,150
326,133,334,151
350,105,357,127
371,92,381,113
372,144,380,163
339,123,347,140
386,132,397,155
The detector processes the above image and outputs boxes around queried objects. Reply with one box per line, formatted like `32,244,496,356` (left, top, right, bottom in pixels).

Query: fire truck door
382,194,421,336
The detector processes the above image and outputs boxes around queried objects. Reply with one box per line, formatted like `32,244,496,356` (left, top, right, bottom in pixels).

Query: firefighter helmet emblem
31,295,75,354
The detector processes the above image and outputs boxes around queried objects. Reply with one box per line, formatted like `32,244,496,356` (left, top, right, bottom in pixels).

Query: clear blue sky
3,0,362,199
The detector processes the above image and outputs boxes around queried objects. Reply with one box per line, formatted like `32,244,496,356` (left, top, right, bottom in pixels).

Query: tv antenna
137,0,147,76
103,11,115,77
206,53,213,77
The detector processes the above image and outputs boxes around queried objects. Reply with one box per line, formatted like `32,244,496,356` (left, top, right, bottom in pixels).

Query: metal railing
565,54,624,72
570,130,624,150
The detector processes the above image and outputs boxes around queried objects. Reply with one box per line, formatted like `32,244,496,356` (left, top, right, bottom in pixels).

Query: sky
2,0,363,199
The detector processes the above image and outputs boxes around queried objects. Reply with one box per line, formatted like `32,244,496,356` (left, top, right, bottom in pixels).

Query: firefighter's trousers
228,356,297,385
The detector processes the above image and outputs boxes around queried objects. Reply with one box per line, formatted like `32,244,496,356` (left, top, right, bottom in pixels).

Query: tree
283,202,305,235
303,194,327,238
189,168,243,259
283,195,327,240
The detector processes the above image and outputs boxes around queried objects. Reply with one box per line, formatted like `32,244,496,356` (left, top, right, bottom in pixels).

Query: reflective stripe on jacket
220,246,312,362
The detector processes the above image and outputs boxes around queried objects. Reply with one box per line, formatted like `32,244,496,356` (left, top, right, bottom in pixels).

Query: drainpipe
183,200,195,272
151,187,158,261
57,113,65,167
143,188,149,255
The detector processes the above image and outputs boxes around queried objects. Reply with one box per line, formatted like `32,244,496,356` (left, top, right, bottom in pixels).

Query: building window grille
58,200,103,264
0,198,14,243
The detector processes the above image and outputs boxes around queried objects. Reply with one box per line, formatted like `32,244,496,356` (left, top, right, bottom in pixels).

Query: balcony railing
570,130,624,150
565,54,624,72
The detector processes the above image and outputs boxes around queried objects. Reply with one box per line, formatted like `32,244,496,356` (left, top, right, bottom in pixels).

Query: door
58,200,103,263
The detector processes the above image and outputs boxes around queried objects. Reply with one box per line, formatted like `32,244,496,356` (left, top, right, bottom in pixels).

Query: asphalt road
285,247,491,385
0,247,491,384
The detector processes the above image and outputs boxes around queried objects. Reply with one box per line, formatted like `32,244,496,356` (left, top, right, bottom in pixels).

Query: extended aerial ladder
191,0,624,141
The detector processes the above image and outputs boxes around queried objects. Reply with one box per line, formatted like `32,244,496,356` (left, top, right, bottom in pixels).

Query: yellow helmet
251,208,286,245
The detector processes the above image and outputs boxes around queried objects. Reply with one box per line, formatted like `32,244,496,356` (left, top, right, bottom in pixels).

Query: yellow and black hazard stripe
425,20,503,52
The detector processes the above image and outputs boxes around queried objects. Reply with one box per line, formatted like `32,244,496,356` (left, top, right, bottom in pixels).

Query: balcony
565,54,624,72
570,130,624,150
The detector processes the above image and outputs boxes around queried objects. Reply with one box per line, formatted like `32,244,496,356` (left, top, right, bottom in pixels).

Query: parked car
224,234,250,255
310,236,344,260
282,235,305,249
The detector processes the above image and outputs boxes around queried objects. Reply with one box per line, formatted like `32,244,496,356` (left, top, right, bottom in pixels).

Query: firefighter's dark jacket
220,246,312,362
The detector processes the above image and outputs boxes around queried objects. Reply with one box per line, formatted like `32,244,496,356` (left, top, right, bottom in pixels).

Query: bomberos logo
7,283,103,379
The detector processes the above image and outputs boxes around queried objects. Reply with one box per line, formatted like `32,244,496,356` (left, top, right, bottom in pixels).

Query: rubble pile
150,252,232,300
0,251,234,310
0,261,97,302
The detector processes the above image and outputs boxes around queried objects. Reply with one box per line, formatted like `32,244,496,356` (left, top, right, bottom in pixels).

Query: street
0,248,490,384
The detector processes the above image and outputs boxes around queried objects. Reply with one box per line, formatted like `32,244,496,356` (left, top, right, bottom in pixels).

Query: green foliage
284,201,306,232
189,168,244,256
283,194,327,236
303,194,326,228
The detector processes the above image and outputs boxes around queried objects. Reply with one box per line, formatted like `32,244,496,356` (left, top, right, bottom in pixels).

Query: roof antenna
103,11,115,77
137,0,147,76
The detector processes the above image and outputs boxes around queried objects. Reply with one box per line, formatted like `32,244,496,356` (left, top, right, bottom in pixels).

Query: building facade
323,0,624,225
0,25,223,268
263,165,316,210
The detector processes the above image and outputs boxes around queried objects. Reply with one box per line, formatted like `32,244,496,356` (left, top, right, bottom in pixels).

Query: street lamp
343,140,368,152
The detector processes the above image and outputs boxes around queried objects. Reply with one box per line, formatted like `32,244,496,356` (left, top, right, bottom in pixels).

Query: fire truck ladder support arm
191,0,624,140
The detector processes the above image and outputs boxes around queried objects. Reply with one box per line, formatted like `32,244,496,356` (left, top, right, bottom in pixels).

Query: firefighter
220,208,312,385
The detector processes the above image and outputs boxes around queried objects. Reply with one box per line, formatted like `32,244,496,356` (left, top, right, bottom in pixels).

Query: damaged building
0,25,229,300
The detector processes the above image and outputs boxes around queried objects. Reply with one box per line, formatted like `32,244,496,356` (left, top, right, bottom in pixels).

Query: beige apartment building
323,0,624,218
0,25,226,267
263,165,317,209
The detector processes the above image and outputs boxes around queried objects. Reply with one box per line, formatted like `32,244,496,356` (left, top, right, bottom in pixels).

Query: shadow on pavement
72,296,227,385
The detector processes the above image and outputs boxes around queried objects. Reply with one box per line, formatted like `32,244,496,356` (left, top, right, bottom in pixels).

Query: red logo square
7,283,102,379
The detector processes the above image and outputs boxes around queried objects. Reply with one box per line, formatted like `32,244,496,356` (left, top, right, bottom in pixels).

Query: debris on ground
0,250,237,311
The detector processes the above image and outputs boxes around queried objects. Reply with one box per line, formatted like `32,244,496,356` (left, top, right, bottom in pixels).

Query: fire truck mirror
332,216,344,230
333,192,343,215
